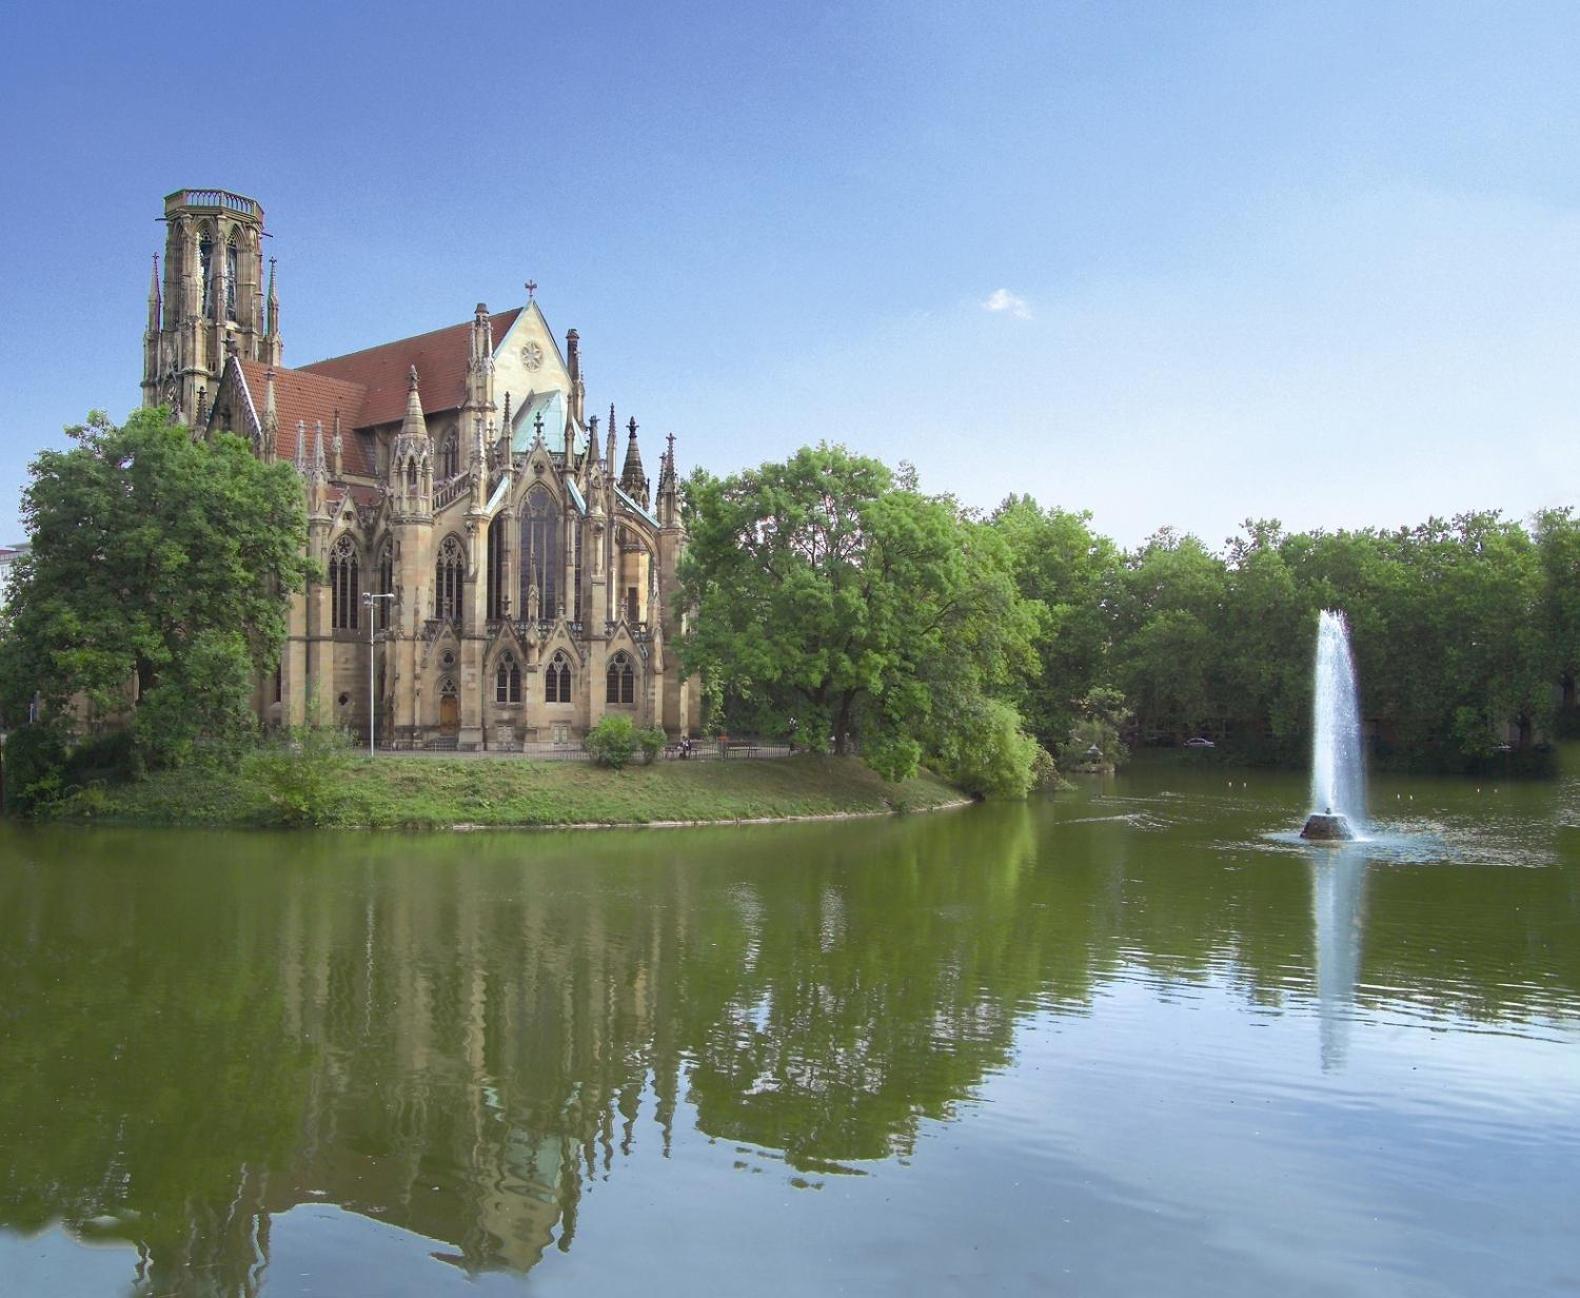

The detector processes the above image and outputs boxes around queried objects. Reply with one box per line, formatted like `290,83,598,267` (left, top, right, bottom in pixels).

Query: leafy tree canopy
677,444,1042,789
0,408,313,764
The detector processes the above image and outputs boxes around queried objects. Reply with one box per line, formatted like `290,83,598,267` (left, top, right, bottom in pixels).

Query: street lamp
362,592,395,756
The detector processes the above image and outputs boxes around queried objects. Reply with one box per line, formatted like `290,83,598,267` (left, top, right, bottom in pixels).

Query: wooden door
439,693,460,735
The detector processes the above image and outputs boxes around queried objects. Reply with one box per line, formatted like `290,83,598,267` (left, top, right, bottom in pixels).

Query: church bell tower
141,188,278,423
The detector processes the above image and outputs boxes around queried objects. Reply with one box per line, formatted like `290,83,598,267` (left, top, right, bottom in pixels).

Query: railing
167,189,261,218
434,474,471,510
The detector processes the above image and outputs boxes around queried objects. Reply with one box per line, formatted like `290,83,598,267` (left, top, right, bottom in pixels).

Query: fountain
1301,610,1365,841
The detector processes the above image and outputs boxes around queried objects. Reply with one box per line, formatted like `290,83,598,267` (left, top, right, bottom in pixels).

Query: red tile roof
236,359,371,470
298,308,523,429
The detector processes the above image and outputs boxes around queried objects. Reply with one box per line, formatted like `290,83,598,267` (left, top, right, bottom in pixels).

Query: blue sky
2,0,1577,546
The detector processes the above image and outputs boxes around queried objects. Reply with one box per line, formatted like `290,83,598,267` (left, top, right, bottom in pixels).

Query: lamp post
362,592,395,756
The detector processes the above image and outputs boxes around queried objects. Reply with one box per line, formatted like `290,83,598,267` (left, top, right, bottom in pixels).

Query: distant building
142,188,699,748
0,544,28,605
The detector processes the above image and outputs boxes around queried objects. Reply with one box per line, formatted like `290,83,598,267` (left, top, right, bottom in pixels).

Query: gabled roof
299,308,523,428
512,390,567,454
235,359,375,474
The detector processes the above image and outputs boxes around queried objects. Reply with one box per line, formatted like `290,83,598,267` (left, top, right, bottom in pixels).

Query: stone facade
145,188,700,748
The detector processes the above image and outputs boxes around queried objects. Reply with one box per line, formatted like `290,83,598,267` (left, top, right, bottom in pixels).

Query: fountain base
1301,812,1355,842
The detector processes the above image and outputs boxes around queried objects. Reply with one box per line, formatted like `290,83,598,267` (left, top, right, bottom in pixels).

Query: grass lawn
46,753,967,830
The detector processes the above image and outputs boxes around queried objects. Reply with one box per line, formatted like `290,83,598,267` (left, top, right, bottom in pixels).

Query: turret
567,328,585,425
605,405,618,495
261,367,279,463
142,255,162,403
390,366,433,518
264,257,282,367
657,433,680,528
621,416,649,508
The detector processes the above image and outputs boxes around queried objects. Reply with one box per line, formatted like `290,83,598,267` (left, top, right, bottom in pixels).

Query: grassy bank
44,753,967,830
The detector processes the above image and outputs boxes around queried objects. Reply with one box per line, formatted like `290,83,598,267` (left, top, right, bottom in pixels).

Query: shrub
243,724,353,826
2,723,69,816
933,697,1040,799
585,715,638,769
638,727,667,766
865,733,923,783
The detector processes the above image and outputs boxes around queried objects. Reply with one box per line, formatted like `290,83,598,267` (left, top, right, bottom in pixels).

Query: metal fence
378,737,795,761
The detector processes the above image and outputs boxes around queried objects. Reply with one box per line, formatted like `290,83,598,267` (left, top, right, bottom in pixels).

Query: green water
2,764,1577,1296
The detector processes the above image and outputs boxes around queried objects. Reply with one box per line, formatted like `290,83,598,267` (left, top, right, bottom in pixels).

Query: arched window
225,232,239,320
520,485,560,622
606,651,635,705
406,458,417,493
486,512,508,620
434,534,464,624
330,535,359,630
440,431,459,479
572,523,584,623
200,230,215,315
546,650,572,704
496,650,521,703
377,542,393,630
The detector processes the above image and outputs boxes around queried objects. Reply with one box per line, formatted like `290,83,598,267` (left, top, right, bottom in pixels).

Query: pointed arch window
330,534,359,630
434,534,464,624
496,650,522,704
200,230,215,315
377,542,393,630
406,458,418,493
572,523,584,623
487,512,508,620
606,651,635,706
546,651,572,704
440,430,459,479
520,485,560,622
225,232,239,320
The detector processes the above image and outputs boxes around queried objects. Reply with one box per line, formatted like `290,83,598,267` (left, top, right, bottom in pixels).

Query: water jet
1301,610,1365,842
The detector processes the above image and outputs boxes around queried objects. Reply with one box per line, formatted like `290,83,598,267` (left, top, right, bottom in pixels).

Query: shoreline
38,753,973,832
445,797,978,833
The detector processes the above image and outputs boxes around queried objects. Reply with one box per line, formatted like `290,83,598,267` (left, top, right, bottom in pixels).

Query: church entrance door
439,693,460,735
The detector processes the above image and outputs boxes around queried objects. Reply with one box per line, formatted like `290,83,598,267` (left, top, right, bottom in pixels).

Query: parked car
1183,736,1216,749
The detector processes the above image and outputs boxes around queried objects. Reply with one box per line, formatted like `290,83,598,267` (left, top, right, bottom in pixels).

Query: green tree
677,445,1041,788
0,409,313,765
989,495,1121,749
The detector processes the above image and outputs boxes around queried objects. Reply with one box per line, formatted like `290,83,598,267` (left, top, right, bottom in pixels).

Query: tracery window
496,651,521,704
440,431,459,479
546,650,572,704
434,534,464,624
200,230,215,315
377,543,393,630
572,523,584,623
330,534,359,630
487,513,508,620
606,651,635,706
225,232,239,320
520,485,560,621
406,458,418,493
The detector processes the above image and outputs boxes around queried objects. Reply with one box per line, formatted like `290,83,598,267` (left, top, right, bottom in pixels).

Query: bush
585,715,638,769
63,728,144,786
638,727,667,765
2,723,69,816
242,724,352,826
865,733,923,783
933,697,1041,799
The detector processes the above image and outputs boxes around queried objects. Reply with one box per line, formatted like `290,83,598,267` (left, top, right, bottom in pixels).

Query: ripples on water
1,763,1577,1296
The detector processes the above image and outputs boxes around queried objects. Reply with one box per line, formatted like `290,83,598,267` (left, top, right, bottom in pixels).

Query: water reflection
1,773,1577,1296
1308,847,1369,1071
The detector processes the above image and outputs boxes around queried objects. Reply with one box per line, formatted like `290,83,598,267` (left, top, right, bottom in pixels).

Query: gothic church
142,188,699,748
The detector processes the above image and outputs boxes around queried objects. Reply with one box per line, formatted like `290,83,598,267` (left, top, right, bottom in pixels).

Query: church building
142,187,699,748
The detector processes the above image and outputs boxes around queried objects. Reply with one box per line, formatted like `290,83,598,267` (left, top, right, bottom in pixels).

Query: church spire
146,255,161,333
264,257,281,366
621,416,649,507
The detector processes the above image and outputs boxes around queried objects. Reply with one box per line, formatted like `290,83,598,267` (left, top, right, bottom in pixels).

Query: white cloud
982,288,1032,319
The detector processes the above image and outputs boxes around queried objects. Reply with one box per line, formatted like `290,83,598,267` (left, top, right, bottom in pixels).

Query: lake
2,761,1577,1296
